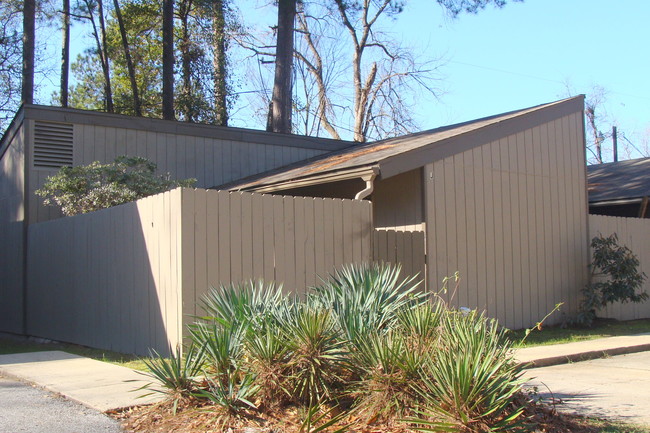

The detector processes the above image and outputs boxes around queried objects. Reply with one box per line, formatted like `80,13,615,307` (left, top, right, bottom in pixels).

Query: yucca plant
199,280,286,331
139,344,204,413
194,369,259,418
280,304,349,405
407,310,527,432
244,316,292,408
310,262,425,347
352,329,425,422
188,321,245,377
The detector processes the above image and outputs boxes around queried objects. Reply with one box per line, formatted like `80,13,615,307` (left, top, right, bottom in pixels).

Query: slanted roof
587,157,650,203
226,96,584,193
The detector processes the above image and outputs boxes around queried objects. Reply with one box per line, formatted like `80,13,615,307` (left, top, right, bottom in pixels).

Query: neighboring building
588,157,650,219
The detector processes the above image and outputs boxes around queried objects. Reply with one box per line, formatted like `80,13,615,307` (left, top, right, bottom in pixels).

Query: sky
392,0,650,160
36,0,650,161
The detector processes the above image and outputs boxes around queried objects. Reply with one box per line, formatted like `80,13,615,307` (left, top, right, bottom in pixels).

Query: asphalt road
524,351,650,426
0,376,124,433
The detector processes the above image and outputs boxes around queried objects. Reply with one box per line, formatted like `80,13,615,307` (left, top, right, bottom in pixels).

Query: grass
508,318,650,348
0,334,149,371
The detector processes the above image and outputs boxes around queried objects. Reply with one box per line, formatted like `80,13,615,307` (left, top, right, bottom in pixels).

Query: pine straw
114,397,641,433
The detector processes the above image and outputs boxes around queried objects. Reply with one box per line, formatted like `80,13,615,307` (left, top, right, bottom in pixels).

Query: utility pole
612,126,618,162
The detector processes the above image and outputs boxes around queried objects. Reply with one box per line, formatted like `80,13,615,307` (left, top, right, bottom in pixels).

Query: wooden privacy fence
26,188,372,356
589,214,650,321
373,229,426,285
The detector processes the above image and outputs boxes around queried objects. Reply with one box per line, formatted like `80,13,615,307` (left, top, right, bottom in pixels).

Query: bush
36,156,195,216
579,234,648,325
141,264,530,432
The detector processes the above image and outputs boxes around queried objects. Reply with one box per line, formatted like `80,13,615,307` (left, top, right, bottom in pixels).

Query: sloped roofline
225,96,585,192
587,156,650,203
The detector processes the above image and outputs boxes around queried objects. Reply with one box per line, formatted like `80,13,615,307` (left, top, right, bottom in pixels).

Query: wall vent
33,121,74,168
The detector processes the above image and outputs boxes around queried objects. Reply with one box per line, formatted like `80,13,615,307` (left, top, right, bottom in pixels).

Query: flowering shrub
36,156,196,216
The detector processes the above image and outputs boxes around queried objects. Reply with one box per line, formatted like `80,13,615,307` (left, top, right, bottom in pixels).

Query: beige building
1,97,599,353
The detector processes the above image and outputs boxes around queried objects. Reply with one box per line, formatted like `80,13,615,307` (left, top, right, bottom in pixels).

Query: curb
519,343,650,369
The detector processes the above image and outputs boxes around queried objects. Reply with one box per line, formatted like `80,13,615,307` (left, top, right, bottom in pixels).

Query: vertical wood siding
26,190,184,356
178,189,373,331
424,112,589,329
373,229,426,286
589,215,650,320
0,126,26,333
24,188,372,355
29,123,335,224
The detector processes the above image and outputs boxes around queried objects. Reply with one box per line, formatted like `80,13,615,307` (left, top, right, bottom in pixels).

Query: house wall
589,214,650,320
22,105,350,224
373,168,424,230
0,117,26,334
424,110,589,329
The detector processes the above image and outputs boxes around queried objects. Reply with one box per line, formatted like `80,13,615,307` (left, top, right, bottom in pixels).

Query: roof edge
20,104,354,152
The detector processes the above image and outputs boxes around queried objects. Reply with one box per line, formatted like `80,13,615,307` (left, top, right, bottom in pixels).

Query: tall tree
22,0,36,105
112,0,141,116
162,0,174,119
70,0,163,116
60,0,70,106
212,0,227,125
0,1,23,126
269,0,296,134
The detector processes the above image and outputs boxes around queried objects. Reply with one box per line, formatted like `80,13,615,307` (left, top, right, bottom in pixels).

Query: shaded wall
0,118,26,334
424,110,589,329
27,190,183,355
589,214,650,320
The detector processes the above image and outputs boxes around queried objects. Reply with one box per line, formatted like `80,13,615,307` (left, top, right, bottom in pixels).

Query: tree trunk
60,0,70,107
212,0,227,126
269,0,295,134
162,0,174,120
112,0,142,116
91,0,114,112
178,0,193,122
22,0,36,105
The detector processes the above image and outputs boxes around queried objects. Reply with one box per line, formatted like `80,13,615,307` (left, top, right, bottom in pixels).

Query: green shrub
579,234,648,325
141,264,531,432
408,310,526,432
36,156,195,216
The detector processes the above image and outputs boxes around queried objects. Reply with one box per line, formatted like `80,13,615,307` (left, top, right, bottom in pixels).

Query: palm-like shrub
310,263,424,347
141,265,532,432
280,304,349,405
409,310,526,432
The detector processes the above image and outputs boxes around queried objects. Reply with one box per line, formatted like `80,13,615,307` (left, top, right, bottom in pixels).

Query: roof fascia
0,105,26,161
379,96,585,179
247,165,378,194
21,104,352,152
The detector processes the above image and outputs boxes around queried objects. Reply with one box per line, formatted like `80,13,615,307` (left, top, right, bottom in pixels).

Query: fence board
373,229,426,284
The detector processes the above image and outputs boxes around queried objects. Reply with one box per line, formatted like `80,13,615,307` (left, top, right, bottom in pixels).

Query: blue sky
46,0,649,160
392,0,650,159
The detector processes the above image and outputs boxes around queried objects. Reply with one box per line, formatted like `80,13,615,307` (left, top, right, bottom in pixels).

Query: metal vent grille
34,121,74,168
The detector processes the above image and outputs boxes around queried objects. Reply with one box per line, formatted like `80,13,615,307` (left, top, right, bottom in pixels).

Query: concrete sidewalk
514,333,650,368
1,333,649,415
0,351,163,412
